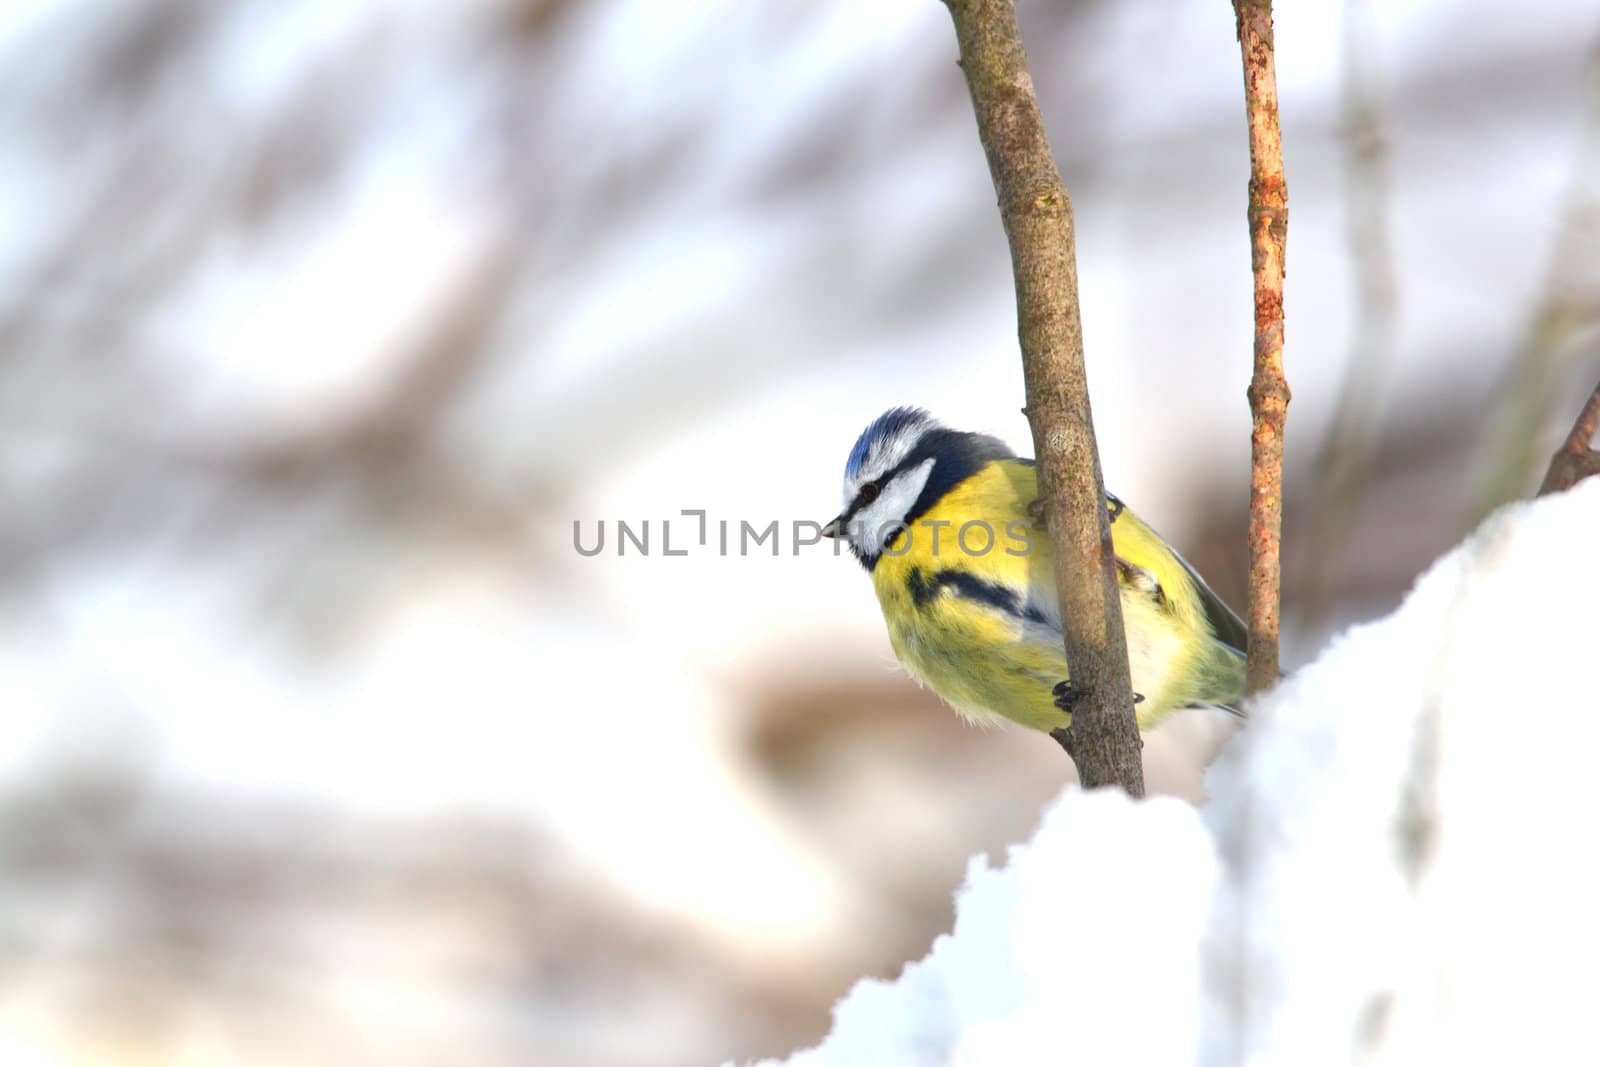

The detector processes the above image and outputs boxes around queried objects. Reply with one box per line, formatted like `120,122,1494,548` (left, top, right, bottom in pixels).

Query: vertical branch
1538,379,1600,495
1233,0,1291,694
943,0,1143,796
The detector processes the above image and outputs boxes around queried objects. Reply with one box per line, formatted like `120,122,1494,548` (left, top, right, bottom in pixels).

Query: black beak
821,515,843,539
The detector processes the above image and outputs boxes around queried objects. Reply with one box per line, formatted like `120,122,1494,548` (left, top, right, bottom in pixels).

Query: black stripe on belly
906,566,1048,625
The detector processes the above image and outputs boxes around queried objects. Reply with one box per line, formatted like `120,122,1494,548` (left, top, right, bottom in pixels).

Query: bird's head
823,407,1013,569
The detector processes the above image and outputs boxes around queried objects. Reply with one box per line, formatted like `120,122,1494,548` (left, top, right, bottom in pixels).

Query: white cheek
853,458,935,557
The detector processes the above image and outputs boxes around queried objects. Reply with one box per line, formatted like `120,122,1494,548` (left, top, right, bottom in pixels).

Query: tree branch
1233,0,1290,694
943,0,1143,795
1538,378,1600,496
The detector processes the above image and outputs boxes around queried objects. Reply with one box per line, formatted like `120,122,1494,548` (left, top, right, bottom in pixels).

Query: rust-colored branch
943,0,1143,795
1233,0,1290,694
1538,378,1600,496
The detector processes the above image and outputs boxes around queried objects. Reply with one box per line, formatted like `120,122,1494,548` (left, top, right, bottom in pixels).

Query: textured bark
1538,380,1600,496
944,0,1143,795
1233,0,1290,695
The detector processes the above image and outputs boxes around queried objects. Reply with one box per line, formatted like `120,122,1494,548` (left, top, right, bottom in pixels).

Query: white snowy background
0,1,1596,1065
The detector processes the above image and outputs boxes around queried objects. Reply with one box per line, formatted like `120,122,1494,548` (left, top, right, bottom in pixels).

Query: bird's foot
1052,681,1143,713
1052,681,1089,712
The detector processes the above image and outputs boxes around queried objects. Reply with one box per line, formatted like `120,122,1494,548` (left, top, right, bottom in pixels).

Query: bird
821,407,1248,733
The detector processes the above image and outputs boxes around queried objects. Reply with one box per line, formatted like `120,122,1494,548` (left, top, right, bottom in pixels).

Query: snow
744,478,1600,1066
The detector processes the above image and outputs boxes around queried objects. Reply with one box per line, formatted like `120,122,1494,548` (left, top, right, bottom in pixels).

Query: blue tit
821,407,1247,732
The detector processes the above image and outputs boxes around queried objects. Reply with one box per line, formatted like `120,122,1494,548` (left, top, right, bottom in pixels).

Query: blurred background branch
1297,0,1397,630
1465,39,1600,527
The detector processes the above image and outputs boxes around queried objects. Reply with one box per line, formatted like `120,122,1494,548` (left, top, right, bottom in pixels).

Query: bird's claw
1052,680,1089,712
1053,681,1144,713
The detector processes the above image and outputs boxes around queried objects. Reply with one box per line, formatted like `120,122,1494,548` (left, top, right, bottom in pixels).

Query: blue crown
845,406,935,481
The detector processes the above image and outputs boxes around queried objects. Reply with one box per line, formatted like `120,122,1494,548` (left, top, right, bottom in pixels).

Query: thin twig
1538,379,1600,495
1233,0,1291,694
943,0,1143,795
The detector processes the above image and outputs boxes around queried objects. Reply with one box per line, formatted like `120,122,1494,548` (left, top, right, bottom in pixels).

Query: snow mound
742,479,1600,1066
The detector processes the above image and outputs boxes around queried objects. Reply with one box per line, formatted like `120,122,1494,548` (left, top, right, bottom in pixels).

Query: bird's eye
859,482,881,505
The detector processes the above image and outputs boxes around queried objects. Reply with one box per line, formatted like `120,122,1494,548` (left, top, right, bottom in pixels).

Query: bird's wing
1175,554,1254,717
1004,467,1251,711
1011,487,1186,634
1166,544,1249,656
1100,495,1248,659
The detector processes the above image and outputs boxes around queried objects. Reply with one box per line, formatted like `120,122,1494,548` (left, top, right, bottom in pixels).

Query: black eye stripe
846,441,952,519
843,478,884,522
